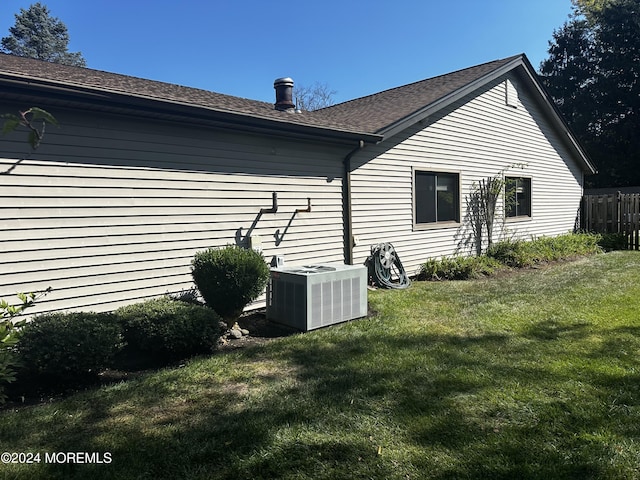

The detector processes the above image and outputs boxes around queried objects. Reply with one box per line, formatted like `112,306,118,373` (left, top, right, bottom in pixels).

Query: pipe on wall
260,192,278,214
343,140,366,265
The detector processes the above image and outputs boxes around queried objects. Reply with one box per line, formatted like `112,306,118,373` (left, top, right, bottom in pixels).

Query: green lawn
2,251,640,479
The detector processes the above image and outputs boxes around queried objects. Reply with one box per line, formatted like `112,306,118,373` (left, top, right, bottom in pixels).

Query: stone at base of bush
228,328,243,339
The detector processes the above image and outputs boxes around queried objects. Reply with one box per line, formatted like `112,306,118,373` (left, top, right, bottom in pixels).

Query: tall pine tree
1,3,86,67
540,0,640,187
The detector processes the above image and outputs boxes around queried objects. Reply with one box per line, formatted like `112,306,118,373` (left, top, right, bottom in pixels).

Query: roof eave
0,73,382,145
517,56,597,176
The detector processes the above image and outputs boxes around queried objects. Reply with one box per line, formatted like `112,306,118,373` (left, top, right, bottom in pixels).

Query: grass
2,251,640,479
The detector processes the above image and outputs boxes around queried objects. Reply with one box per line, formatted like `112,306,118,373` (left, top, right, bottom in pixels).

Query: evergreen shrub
191,245,269,326
15,311,123,383
116,297,223,365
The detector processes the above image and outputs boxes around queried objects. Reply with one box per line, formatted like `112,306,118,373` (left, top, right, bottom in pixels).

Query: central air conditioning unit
266,263,367,331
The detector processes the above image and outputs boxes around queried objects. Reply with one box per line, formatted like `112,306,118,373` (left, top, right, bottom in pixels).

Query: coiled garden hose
367,243,411,289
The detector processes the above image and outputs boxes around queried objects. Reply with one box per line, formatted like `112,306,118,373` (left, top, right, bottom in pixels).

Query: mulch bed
218,310,298,351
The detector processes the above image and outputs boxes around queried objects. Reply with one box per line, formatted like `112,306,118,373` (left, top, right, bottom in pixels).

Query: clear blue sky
0,1,575,104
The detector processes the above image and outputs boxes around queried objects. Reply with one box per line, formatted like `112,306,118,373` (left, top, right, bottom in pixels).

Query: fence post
617,191,622,234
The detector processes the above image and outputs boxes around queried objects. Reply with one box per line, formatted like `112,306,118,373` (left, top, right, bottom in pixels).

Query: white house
334,56,595,272
0,53,595,316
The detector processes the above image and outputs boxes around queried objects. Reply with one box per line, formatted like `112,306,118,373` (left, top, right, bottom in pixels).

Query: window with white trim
505,177,531,218
414,171,460,224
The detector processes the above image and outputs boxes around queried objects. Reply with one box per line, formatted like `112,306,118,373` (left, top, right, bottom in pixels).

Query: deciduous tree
294,82,336,111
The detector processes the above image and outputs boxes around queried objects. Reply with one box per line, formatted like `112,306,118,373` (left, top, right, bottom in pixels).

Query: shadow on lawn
3,322,640,479
265,325,640,479
522,318,591,341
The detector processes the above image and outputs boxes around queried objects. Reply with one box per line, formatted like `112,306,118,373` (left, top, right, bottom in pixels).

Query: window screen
415,171,459,224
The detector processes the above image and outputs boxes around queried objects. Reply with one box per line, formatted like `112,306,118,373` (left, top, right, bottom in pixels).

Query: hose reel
378,243,396,269
367,242,411,289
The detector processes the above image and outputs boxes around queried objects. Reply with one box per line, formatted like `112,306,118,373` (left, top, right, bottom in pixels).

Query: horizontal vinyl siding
0,108,345,316
351,74,584,276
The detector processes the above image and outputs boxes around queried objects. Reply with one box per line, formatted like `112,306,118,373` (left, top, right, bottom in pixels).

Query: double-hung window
505,177,531,218
414,170,460,225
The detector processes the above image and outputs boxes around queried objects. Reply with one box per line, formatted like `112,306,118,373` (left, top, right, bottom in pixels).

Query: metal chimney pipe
274,77,295,111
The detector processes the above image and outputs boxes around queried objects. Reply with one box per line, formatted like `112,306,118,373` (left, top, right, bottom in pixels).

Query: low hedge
116,297,223,366
486,233,601,268
11,297,224,396
596,232,628,251
420,233,602,281
15,311,124,384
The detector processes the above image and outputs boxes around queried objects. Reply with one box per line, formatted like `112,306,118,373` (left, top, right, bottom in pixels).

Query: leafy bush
487,233,601,267
597,232,628,251
539,232,601,257
417,234,602,283
417,255,502,281
485,238,531,267
0,290,50,402
192,245,270,326
15,312,123,384
0,322,18,404
116,297,223,365
0,295,31,404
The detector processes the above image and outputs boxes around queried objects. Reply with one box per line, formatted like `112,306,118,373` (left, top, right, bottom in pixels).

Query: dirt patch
218,310,299,351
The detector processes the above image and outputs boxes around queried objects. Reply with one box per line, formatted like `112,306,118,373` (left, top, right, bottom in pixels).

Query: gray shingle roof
0,52,596,173
0,53,367,136
313,56,521,134
0,52,519,137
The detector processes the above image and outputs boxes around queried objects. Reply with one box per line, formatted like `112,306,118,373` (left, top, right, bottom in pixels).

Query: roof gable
314,54,595,174
312,56,520,135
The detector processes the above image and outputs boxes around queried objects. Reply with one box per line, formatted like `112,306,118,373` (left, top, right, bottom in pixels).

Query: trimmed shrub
191,245,270,326
417,255,502,281
116,297,223,365
15,312,123,383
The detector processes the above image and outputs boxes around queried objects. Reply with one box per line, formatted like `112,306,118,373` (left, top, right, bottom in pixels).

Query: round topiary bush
191,245,270,327
116,297,223,365
15,311,124,385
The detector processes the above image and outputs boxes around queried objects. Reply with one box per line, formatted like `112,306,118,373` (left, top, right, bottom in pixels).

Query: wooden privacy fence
582,192,640,250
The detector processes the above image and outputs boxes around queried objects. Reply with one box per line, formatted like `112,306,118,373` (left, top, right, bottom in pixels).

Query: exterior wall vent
505,79,519,108
266,263,367,331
